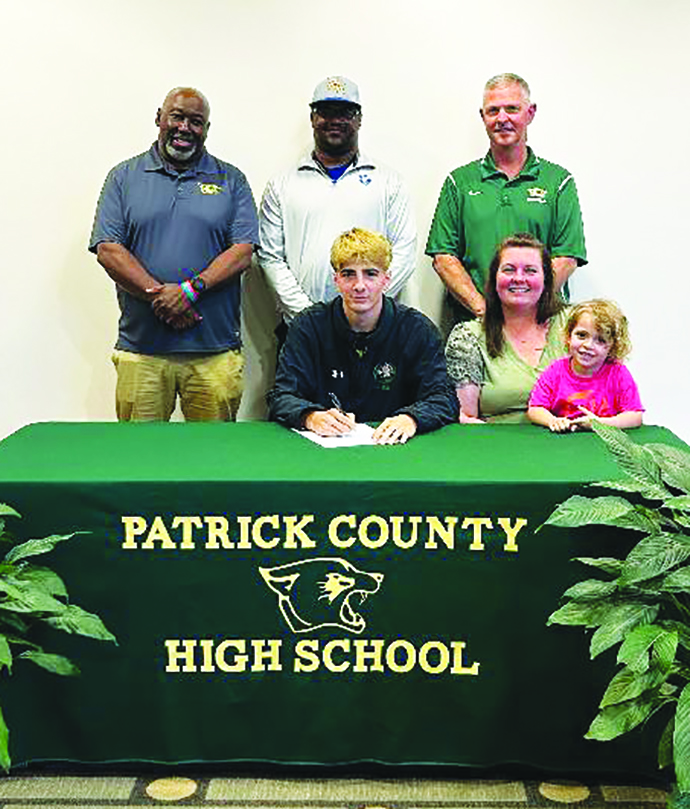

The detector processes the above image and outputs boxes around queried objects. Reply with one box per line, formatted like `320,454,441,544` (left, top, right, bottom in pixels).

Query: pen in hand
329,392,345,412
323,392,356,433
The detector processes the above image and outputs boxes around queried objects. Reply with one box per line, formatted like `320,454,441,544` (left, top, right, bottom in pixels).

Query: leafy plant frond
654,630,681,670
590,603,659,659
18,651,80,676
617,624,674,673
585,692,666,741
542,495,660,533
647,445,690,495
661,569,690,594
0,503,116,770
543,426,690,792
562,579,618,601
13,567,68,598
619,533,690,587
0,612,29,633
665,496,690,513
675,683,690,791
548,598,617,628
661,716,676,770
574,557,625,577
0,636,12,675
0,578,68,616
599,663,671,709
590,421,671,501
661,621,690,656
4,533,84,565
0,705,9,773
45,605,117,644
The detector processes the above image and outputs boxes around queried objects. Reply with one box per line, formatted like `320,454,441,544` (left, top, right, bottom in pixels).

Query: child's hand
570,407,599,431
549,416,575,433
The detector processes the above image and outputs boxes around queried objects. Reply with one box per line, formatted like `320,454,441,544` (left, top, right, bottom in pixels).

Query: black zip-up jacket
267,297,459,433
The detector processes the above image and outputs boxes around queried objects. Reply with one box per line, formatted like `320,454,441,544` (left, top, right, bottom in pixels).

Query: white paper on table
292,422,376,448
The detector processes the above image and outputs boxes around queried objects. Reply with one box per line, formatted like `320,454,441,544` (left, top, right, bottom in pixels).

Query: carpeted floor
0,776,669,808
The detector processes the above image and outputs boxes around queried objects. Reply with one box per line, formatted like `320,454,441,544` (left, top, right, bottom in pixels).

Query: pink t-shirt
529,357,644,419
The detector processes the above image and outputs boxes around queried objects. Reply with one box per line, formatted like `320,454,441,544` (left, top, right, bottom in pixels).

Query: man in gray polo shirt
89,87,258,421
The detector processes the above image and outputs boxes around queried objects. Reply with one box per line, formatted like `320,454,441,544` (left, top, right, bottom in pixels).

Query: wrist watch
190,275,206,295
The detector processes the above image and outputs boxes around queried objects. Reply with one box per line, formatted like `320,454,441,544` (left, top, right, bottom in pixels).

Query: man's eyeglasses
312,103,361,121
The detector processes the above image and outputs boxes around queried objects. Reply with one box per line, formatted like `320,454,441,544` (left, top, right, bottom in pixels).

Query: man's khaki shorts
112,349,244,422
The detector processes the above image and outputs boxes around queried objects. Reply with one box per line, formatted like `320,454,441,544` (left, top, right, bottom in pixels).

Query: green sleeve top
445,310,569,423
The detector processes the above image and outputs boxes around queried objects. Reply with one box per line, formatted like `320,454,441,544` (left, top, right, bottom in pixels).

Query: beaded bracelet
179,280,199,304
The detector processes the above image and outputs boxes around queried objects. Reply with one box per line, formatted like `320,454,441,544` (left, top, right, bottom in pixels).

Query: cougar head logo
259,557,384,634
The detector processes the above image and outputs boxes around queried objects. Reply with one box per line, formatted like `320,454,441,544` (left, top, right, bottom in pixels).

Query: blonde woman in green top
445,233,567,424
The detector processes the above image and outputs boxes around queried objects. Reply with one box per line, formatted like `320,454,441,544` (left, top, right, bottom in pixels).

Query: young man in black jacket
267,228,458,444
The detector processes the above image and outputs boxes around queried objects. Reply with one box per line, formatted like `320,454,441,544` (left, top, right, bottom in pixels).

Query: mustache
167,131,199,147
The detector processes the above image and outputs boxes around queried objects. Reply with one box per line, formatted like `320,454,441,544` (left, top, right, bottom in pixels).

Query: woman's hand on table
456,384,484,424
459,412,486,424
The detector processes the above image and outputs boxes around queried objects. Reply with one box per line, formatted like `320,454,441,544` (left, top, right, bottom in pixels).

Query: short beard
163,138,198,165
316,134,356,161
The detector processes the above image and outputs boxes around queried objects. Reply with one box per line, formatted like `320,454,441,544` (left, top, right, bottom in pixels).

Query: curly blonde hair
565,299,632,362
330,228,392,272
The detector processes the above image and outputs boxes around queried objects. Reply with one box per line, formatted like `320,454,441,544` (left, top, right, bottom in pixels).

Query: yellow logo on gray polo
198,183,223,195
526,187,547,204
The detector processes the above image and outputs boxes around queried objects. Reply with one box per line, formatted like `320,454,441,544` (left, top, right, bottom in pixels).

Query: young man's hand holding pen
302,392,356,436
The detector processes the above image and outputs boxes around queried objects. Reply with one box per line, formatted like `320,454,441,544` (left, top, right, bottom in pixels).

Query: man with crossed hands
89,86,258,421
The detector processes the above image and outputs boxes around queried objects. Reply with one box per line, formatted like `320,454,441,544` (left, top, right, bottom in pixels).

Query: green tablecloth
0,421,682,774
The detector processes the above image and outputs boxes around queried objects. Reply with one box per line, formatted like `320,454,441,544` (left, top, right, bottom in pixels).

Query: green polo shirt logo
526,187,547,204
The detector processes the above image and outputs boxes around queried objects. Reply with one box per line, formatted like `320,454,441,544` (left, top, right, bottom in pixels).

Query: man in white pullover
258,76,416,343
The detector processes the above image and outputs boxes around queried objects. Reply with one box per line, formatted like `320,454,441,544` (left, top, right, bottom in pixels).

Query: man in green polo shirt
426,73,586,332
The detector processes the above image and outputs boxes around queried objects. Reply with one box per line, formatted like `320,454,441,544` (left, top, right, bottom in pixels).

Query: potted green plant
0,503,116,770
543,421,690,803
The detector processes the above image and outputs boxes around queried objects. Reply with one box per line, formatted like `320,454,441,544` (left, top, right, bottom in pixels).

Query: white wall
3,0,688,440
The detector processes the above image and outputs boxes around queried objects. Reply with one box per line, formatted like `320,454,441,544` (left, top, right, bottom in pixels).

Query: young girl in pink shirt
527,299,644,432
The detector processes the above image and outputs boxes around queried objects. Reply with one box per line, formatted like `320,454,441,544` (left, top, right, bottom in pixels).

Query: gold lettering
121,516,147,549
164,639,197,672
462,517,493,551
386,640,416,673
353,639,385,672
171,516,203,550
199,639,215,672
390,515,415,549
293,639,320,672
425,516,458,550
215,640,248,673
418,641,450,675
250,639,282,671
204,516,233,549
283,515,316,549
450,641,480,675
408,515,423,547
323,639,350,672
236,516,253,549
329,515,357,549
358,515,389,549
497,517,527,552
252,515,281,550
142,516,177,549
